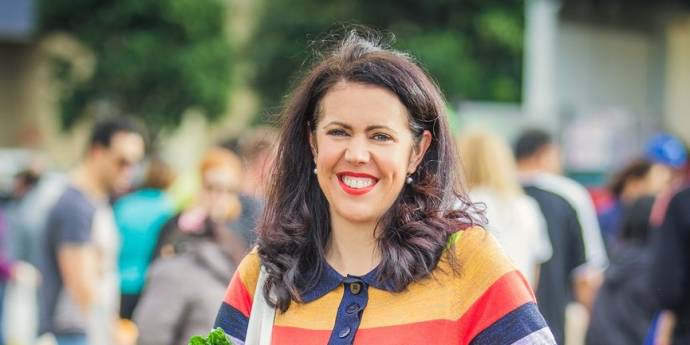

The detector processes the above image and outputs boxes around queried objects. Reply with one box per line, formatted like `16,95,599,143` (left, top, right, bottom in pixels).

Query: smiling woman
212,30,556,345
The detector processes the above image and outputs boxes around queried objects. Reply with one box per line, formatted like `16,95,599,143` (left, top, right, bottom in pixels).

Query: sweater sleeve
455,227,557,345
214,251,261,344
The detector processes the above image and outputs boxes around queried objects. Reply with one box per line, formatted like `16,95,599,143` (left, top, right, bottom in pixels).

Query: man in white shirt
514,129,607,343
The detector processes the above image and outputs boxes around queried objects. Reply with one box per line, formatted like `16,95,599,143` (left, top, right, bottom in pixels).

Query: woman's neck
326,214,381,277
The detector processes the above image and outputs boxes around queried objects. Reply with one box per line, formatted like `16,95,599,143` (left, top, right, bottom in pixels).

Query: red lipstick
336,172,378,196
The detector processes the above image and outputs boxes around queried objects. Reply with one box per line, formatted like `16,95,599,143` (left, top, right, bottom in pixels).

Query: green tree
249,0,523,122
39,0,234,138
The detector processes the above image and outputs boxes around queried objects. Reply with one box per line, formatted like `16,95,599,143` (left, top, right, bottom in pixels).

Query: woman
214,32,555,345
153,147,248,263
598,158,671,250
134,148,247,345
457,129,552,288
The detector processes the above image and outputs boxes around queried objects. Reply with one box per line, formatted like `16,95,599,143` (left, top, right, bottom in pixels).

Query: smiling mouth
337,173,378,195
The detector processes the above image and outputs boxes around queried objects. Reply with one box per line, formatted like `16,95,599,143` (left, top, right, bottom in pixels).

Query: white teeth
342,176,375,189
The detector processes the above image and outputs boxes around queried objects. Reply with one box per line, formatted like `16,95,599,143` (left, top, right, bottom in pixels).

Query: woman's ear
308,130,318,158
408,130,432,173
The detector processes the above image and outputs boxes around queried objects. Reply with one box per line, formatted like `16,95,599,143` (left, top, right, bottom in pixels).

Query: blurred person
214,32,555,345
12,169,41,200
1,208,40,345
229,127,278,246
646,133,687,187
1,166,46,344
235,126,278,199
457,129,552,287
598,158,672,250
38,118,145,345
113,156,176,320
6,168,68,271
514,129,591,344
153,147,248,264
646,133,688,229
133,148,246,345
648,183,690,344
0,209,12,345
586,196,658,345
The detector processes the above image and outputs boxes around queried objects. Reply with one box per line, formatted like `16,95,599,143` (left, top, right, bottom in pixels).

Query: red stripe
271,326,331,345
223,270,253,318
274,320,462,344
457,270,535,343
354,319,460,344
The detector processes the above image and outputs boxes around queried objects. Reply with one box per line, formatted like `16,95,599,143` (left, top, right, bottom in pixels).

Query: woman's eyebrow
323,121,397,134
366,125,397,134
323,121,352,130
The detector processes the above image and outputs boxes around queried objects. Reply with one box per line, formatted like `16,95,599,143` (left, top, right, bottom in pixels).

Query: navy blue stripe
214,301,249,341
470,302,548,345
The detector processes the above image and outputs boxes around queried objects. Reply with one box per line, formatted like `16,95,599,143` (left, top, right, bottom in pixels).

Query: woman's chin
333,206,381,225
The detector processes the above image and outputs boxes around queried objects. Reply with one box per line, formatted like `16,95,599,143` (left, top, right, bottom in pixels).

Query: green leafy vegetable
188,328,233,345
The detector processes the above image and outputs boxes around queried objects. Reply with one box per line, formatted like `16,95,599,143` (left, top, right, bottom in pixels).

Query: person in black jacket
586,196,658,345
523,186,587,344
649,185,690,343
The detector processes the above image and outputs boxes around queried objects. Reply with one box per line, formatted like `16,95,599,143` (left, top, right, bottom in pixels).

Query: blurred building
1,0,688,180
528,0,690,179
462,0,690,184
0,0,41,148
0,0,257,175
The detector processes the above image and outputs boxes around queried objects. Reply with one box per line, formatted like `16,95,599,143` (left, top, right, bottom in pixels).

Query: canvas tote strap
245,265,275,345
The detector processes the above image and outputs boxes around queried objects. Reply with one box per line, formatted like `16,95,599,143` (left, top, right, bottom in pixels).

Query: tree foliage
249,0,523,121
39,0,234,136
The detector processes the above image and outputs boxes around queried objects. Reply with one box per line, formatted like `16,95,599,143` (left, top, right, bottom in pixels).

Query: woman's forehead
316,82,409,128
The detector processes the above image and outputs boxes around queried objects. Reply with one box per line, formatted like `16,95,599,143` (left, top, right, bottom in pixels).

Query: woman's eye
372,133,392,142
326,128,348,137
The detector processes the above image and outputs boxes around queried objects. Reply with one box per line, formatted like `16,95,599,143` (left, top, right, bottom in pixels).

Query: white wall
555,21,663,122
664,17,690,144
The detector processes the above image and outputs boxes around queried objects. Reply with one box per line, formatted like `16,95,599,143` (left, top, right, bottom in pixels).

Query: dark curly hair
257,30,480,312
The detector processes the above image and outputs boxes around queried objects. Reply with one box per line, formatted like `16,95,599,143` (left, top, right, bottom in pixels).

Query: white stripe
512,327,557,345
228,335,245,345
522,171,609,267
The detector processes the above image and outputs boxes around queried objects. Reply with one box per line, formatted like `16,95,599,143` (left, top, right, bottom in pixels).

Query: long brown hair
257,30,479,312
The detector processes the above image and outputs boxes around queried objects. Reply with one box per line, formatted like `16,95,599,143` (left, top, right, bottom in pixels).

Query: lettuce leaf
188,327,233,345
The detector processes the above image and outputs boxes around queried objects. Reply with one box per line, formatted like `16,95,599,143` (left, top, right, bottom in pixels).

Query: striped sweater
214,227,555,344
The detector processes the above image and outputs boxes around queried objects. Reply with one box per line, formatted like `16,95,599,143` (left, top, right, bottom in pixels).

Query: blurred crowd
0,118,276,345
0,117,689,345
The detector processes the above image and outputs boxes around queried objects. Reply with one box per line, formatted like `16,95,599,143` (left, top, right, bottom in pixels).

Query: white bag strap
245,265,275,345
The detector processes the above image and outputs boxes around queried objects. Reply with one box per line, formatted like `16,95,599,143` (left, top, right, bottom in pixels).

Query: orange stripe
457,270,535,343
357,226,513,328
272,270,534,345
275,226,516,330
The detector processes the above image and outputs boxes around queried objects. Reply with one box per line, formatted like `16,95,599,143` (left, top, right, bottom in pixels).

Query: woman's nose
344,137,370,165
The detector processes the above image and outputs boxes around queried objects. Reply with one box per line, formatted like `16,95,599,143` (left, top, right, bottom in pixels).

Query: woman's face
200,166,241,220
310,82,431,226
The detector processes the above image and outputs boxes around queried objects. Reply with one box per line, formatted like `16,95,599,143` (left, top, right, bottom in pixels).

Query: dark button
349,282,362,295
346,303,360,314
338,327,351,338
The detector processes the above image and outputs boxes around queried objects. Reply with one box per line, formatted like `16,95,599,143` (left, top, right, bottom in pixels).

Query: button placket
328,277,369,345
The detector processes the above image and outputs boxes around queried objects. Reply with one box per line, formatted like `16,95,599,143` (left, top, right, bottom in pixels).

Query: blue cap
645,133,688,168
